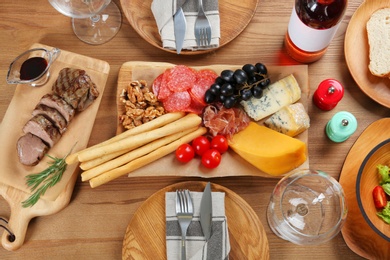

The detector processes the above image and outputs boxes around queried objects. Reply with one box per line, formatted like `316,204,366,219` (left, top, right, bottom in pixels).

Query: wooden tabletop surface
0,0,388,259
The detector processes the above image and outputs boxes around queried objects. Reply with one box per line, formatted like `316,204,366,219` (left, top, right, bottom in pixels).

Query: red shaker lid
313,79,344,111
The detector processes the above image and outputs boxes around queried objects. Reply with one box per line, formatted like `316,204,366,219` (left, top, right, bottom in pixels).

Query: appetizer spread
17,68,99,166
66,62,310,187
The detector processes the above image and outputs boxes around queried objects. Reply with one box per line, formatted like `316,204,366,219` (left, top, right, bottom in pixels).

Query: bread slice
367,8,390,77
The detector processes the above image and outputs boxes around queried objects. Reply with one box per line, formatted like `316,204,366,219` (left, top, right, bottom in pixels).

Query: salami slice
152,73,163,97
190,69,217,106
158,69,173,100
163,91,192,112
185,98,205,115
166,65,197,92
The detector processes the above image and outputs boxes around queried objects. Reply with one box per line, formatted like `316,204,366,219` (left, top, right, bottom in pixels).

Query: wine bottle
285,0,347,63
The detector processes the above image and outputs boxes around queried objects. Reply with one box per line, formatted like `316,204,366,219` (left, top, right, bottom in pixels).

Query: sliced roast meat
32,104,68,134
38,93,75,123
17,133,49,166
52,68,99,112
23,114,61,148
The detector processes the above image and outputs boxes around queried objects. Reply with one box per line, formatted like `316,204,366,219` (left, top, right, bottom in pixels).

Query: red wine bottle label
288,6,341,52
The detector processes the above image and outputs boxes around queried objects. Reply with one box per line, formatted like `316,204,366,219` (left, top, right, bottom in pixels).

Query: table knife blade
173,7,186,54
200,182,212,241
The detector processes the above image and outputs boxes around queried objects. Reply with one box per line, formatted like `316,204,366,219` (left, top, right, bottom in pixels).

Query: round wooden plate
122,181,269,259
120,0,259,55
339,118,390,259
344,0,390,108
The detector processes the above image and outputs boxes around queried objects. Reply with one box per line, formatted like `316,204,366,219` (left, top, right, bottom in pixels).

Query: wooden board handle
1,207,32,251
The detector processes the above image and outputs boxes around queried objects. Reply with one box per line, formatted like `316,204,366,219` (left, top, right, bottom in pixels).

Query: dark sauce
20,57,48,80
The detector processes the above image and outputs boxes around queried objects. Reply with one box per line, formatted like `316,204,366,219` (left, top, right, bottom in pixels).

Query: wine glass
48,0,122,45
267,169,347,245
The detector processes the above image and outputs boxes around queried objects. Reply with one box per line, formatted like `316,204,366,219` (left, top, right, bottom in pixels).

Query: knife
173,6,187,54
200,182,212,241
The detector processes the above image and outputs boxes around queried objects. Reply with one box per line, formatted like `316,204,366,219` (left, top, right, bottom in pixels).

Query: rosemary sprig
22,145,75,208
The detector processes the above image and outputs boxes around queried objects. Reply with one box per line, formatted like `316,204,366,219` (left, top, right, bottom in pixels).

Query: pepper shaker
326,111,357,143
313,79,344,111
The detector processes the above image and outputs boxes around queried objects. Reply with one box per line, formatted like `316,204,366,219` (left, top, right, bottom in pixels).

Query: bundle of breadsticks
66,112,206,188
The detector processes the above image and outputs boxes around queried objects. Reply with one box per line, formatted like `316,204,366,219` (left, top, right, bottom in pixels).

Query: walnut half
119,80,165,130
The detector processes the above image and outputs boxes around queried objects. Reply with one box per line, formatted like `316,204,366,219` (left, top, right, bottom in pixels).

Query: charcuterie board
0,43,110,251
116,61,309,178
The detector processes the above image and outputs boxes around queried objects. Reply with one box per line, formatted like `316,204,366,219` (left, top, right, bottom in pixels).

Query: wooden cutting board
116,61,310,178
340,118,390,259
0,43,110,251
122,181,269,260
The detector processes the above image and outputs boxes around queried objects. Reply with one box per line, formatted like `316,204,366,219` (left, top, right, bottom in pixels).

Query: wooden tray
120,0,259,55
344,0,390,108
0,43,110,251
340,118,390,259
122,181,269,259
116,61,309,178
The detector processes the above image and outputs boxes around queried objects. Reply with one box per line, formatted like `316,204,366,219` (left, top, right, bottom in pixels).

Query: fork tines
176,189,193,213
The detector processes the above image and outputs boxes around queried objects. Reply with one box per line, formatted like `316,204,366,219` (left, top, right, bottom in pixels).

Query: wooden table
0,0,387,259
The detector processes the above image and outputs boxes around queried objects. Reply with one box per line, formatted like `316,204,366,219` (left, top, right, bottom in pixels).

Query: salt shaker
313,79,344,111
326,111,357,143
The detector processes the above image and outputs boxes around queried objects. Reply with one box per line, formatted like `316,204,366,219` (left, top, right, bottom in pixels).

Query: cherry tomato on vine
192,136,210,156
211,135,229,154
175,144,195,163
373,185,387,209
201,149,221,169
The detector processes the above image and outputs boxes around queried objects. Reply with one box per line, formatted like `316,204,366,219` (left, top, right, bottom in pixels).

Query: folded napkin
151,0,220,51
165,191,230,260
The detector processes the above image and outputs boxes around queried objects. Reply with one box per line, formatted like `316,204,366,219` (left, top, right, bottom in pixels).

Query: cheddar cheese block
264,103,310,137
240,74,301,121
228,122,307,176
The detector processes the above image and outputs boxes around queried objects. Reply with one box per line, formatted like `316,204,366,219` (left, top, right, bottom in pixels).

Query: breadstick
89,127,207,188
77,113,201,162
80,150,125,170
65,112,185,164
81,127,197,181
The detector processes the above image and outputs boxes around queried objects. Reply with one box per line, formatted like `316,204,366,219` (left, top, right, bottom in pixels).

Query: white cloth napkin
151,0,220,51
165,191,230,260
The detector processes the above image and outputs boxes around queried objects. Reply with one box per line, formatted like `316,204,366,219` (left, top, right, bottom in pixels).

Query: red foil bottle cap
313,79,344,111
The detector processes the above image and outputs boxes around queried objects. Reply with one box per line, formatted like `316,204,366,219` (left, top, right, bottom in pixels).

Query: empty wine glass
48,0,122,45
267,169,347,245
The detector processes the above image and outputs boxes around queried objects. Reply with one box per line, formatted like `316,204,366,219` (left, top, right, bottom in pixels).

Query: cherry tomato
373,185,387,209
175,144,195,163
211,135,229,154
192,136,210,156
201,149,221,169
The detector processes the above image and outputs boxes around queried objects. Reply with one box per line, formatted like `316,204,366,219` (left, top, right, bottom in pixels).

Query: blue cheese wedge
264,103,310,137
240,74,301,121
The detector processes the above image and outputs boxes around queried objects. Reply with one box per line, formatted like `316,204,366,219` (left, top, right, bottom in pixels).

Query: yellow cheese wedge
229,122,307,176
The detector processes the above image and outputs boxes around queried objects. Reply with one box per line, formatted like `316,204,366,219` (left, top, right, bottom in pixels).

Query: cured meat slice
52,68,99,112
32,104,68,134
38,93,75,123
152,73,163,97
203,104,251,138
158,69,173,100
17,133,49,166
23,114,61,148
191,69,217,106
165,65,196,92
162,91,191,112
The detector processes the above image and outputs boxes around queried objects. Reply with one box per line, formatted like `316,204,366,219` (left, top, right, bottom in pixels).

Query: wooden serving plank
116,61,309,178
339,118,390,259
122,181,269,260
0,43,110,251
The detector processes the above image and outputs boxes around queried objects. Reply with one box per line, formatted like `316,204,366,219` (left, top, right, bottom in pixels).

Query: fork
194,0,212,47
176,189,194,260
